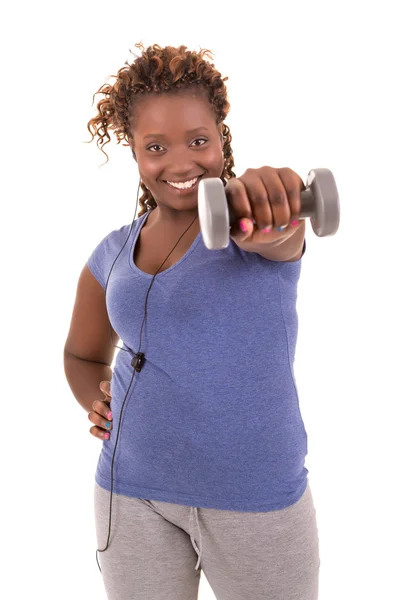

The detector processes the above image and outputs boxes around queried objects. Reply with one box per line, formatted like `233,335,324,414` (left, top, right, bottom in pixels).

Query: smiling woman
74,42,319,600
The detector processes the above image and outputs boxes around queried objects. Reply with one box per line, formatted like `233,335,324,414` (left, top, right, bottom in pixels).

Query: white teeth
166,177,198,189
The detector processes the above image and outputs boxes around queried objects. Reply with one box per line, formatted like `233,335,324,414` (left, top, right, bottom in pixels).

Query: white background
2,1,399,598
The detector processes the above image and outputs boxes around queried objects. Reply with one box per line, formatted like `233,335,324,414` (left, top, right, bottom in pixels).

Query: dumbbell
197,168,340,250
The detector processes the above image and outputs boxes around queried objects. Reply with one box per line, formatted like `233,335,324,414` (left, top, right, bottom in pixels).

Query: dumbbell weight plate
197,178,230,250
305,168,340,238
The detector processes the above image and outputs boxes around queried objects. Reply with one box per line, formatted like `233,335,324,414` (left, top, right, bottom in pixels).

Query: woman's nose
165,146,197,171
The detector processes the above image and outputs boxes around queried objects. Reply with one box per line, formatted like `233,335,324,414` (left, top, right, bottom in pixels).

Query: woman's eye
148,144,164,152
191,138,207,146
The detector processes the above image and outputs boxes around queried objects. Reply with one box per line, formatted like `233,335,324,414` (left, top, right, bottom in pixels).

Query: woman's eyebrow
143,127,210,140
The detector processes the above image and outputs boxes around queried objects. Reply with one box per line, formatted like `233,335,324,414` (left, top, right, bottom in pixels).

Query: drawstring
189,507,202,570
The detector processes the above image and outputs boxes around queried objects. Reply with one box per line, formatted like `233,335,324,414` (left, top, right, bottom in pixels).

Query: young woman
64,42,320,600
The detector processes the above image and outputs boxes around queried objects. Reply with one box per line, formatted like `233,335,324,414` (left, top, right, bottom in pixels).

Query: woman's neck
147,206,200,233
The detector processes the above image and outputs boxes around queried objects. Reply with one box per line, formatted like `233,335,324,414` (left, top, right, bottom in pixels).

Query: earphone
95,179,199,573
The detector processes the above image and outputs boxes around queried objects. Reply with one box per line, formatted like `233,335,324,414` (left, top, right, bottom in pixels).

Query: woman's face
129,89,225,216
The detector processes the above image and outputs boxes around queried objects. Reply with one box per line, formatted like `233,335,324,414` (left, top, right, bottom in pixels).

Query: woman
64,42,320,600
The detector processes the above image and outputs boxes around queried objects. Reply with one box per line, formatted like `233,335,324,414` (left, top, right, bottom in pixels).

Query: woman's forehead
132,90,217,133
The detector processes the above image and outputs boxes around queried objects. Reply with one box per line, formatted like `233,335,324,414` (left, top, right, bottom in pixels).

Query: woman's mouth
163,175,203,194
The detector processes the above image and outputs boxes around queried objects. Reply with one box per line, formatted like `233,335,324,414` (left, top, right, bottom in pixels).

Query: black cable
96,180,198,573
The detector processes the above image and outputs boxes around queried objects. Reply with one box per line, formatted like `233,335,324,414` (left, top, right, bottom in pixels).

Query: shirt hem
94,472,308,512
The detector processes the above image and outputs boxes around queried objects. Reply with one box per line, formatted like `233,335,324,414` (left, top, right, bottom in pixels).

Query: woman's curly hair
86,42,236,218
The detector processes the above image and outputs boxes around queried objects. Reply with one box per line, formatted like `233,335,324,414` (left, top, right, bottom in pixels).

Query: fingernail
262,226,272,233
107,412,112,420
104,433,110,440
291,220,299,227
105,422,111,428
240,220,249,232
277,225,287,231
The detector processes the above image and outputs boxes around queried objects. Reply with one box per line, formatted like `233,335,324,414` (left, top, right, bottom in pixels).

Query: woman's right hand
88,380,113,441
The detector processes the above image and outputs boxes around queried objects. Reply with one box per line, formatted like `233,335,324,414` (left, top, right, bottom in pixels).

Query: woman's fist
88,380,113,441
226,166,305,247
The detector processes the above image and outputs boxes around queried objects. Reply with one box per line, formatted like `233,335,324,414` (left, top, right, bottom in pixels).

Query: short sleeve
86,224,132,289
86,231,113,289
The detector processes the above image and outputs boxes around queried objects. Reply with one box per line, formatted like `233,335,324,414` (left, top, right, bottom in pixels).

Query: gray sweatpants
94,479,320,599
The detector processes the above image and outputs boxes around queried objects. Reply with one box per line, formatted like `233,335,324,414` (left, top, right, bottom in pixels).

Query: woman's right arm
63,264,120,414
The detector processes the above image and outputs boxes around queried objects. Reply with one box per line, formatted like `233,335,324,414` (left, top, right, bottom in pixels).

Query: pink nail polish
104,433,110,440
240,220,248,232
291,220,299,227
262,226,272,233
107,412,112,419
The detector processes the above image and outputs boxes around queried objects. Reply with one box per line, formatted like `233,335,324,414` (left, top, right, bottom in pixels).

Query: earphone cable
95,180,199,573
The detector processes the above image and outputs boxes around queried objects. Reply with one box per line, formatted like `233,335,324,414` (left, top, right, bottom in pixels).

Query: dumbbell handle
227,187,314,226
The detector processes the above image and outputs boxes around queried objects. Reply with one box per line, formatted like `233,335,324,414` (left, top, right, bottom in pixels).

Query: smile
164,176,202,192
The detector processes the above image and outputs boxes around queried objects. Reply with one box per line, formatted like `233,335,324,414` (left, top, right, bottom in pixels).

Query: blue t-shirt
87,210,309,511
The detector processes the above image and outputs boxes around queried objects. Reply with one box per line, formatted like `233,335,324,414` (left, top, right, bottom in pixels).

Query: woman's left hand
225,166,306,246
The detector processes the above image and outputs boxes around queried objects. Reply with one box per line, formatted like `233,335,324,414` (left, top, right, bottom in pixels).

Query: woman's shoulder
96,214,146,248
